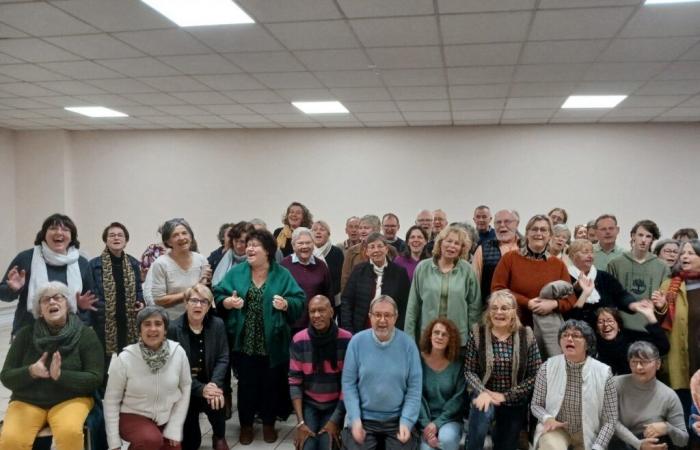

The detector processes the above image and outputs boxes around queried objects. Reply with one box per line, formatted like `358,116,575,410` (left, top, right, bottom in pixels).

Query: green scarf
33,313,83,355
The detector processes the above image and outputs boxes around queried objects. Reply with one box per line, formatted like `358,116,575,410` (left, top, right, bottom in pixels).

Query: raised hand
224,290,244,310
77,291,98,311
6,266,26,292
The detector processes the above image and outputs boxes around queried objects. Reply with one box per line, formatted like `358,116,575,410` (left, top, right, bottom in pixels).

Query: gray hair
137,306,169,331
32,281,77,319
369,295,398,315
558,319,596,356
249,218,267,229
291,226,313,245
312,220,331,235
366,232,388,246
360,214,381,232
627,341,660,361
552,224,572,243
653,238,680,256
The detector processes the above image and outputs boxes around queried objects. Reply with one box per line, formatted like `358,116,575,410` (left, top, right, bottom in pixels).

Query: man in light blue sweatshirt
342,295,422,450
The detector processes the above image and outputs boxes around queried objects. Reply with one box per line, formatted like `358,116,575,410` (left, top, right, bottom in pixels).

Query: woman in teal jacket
213,228,305,445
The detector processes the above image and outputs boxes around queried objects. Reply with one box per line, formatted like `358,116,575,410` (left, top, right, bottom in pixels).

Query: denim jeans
303,403,335,450
419,421,462,450
467,397,527,450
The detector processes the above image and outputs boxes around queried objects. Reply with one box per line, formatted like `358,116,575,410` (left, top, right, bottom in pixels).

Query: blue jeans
419,421,461,450
467,397,527,450
303,403,335,450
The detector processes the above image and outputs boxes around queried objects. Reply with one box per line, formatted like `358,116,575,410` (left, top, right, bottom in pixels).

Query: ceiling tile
172,91,240,105
195,74,267,90
452,98,505,110
451,110,501,120
603,107,667,118
294,49,372,71
0,2,97,36
155,105,208,116
656,61,700,81
0,38,80,62
438,0,535,13
599,37,698,62
112,105,164,116
573,81,644,94
445,43,521,67
2,97,58,108
0,82,59,96
514,64,589,82
396,100,449,111
621,4,700,38
355,111,404,121
113,29,210,56
521,40,609,64
219,114,269,124
539,0,641,7
158,54,241,75
224,89,285,103
137,76,210,92
35,81,106,95
351,16,439,47
509,82,576,97
39,61,122,79
441,12,531,45
582,62,666,81
268,21,358,50
247,103,301,114
0,52,22,64
199,104,253,115
338,0,433,17
31,96,88,107
381,68,445,86
505,97,564,109
343,101,397,112
237,0,341,21
86,78,158,94
681,43,700,61
622,95,687,107
0,64,68,82
224,52,306,73
634,80,700,95
97,57,180,77
189,25,283,52
0,23,28,39
447,66,514,84
315,70,383,87
274,88,334,101
367,47,443,69
680,95,700,107
329,87,392,100
46,34,143,59
448,84,510,98
388,86,448,100
657,107,700,117
403,111,451,120
501,109,554,120
122,93,183,105
501,117,549,124
49,0,174,32
530,7,634,40
253,72,324,89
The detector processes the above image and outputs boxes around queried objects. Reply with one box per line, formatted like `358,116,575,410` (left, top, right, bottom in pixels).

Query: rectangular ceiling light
561,95,627,109
141,0,254,27
292,101,349,114
65,106,128,118
645,0,700,4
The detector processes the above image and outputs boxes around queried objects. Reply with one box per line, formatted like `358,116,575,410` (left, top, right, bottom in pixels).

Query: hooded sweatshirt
607,251,670,301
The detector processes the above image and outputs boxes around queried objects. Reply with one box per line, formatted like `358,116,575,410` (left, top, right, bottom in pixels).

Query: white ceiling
0,0,698,129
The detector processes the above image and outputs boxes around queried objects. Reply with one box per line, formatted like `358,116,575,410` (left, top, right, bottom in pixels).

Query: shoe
239,425,254,445
263,424,278,443
213,436,231,450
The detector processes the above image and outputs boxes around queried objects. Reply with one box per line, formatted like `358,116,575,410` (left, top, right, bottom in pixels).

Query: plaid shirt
531,358,618,450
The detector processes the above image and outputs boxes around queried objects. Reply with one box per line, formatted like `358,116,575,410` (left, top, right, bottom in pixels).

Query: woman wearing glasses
167,284,230,450
465,290,541,450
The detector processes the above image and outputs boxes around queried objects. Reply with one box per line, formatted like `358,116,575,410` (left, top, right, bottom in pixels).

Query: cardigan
340,261,410,333
213,261,305,367
167,314,229,397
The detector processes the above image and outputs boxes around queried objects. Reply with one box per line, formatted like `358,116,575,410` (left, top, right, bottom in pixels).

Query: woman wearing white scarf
311,220,345,311
212,221,253,287
0,214,96,335
565,239,641,329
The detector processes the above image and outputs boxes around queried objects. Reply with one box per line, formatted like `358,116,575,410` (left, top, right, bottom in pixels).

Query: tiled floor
0,302,297,449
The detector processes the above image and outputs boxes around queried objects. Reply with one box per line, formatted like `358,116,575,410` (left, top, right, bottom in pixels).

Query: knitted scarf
139,339,170,373
662,270,700,330
28,243,82,313
308,322,339,373
276,226,293,252
314,240,333,260
101,249,138,355
33,313,83,355
371,261,385,299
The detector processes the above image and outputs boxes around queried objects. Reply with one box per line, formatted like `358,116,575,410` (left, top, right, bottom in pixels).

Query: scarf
567,264,601,304
314,240,333,260
102,249,138,355
662,270,700,330
371,261,385,300
308,322,339,373
139,339,170,373
33,313,83,355
276,226,293,252
28,243,82,313
212,250,248,285
477,326,521,388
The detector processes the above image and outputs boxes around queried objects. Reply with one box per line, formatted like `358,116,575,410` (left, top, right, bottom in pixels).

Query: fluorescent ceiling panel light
645,0,700,4
292,101,349,114
65,106,128,118
141,0,254,27
561,95,627,109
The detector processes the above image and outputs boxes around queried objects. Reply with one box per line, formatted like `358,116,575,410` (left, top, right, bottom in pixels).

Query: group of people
0,203,698,450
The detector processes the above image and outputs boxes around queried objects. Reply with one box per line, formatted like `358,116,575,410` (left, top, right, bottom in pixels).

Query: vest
481,239,502,301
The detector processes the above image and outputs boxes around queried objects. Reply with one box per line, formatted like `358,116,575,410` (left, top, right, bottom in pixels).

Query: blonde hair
567,239,593,259
183,283,214,305
432,225,470,261
482,289,522,334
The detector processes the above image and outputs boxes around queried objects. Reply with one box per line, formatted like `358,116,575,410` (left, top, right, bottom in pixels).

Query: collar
292,254,316,265
371,328,396,346
520,245,549,260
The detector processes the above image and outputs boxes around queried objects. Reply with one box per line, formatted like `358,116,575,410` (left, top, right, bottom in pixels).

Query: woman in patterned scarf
89,222,144,384
274,201,314,257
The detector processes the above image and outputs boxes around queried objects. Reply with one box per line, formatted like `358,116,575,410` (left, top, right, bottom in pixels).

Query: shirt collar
292,254,316,265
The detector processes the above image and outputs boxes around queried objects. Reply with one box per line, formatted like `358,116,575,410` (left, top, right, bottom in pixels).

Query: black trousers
232,352,290,426
182,396,227,450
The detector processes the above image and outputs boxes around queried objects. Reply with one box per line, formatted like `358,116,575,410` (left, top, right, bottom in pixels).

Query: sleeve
504,334,542,404
419,391,432,429
341,337,361,425
329,400,346,427
210,322,230,389
341,270,359,333
665,389,689,447
0,327,35,391
321,261,333,300
465,268,482,332
400,343,423,429
555,262,577,314
213,267,236,305
433,365,465,429
288,338,304,401
404,266,421,343
615,421,641,449
690,404,700,437
472,246,484,283
132,257,144,302
491,254,529,309
279,269,306,325
149,259,168,301
606,274,636,311
395,267,411,331
163,348,192,443
0,252,25,302
530,362,552,423
55,327,105,394
644,322,670,356
104,355,127,450
142,268,155,305
464,331,486,394
593,372,618,450
340,251,354,294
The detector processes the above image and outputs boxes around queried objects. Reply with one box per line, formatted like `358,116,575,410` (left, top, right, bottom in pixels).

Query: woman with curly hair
274,202,313,257
418,318,465,450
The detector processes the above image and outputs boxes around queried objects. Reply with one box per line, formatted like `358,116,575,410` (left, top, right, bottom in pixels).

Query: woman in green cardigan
0,281,104,450
213,228,305,445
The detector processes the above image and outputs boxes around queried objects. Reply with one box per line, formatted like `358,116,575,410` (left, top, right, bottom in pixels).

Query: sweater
281,255,332,330
405,258,481,345
0,320,104,408
607,252,670,301
593,244,625,272
0,248,94,334
491,250,576,326
288,327,352,426
566,269,636,329
596,323,669,375
614,375,688,450
212,261,305,367
342,329,422,429
340,261,410,333
393,255,421,281
149,252,208,319
418,360,465,429
104,340,192,449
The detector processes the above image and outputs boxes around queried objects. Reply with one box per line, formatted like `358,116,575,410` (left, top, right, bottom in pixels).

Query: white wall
8,123,700,260
0,129,16,267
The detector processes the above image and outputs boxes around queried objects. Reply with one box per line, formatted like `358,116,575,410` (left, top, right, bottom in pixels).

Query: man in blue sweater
342,295,422,450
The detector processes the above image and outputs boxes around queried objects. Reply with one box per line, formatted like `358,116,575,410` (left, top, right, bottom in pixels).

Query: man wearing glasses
472,209,520,302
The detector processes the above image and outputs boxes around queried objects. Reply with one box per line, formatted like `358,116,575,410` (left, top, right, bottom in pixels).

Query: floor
0,302,298,449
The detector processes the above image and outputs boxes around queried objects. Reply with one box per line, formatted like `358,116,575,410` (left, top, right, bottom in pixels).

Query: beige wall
0,129,16,267
5,123,700,260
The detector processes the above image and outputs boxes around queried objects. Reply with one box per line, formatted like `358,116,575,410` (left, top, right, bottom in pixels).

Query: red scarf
661,270,700,330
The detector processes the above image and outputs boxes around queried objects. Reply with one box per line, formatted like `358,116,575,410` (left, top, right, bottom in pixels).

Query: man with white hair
472,209,520,302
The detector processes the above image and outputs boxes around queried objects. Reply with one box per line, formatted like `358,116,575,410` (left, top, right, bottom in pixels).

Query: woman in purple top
393,226,430,281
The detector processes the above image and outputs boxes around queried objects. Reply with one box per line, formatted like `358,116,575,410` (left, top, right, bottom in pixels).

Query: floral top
242,283,267,356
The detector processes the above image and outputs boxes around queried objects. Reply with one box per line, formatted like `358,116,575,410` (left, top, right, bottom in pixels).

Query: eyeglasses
431,330,449,337
370,312,396,320
596,319,616,326
489,305,514,312
187,298,209,306
629,359,658,367
560,332,584,340
40,294,67,305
